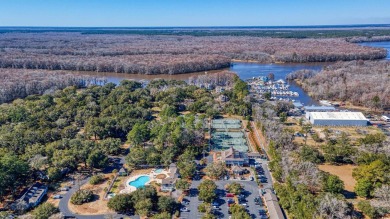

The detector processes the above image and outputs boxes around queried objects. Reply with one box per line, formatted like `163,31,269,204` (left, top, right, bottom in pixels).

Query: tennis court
211,119,242,130
211,119,248,152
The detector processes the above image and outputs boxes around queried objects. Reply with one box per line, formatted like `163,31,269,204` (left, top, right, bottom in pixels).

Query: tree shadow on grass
91,194,100,202
342,190,356,199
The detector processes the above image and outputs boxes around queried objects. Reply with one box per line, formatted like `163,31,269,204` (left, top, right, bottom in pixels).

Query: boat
320,100,332,106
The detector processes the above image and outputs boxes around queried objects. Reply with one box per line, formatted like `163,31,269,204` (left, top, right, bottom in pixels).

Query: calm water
79,62,324,105
359,41,390,59
76,41,390,105
129,175,150,188
230,62,322,105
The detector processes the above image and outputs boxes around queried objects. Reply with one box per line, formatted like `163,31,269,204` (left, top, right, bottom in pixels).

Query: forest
0,69,106,104
0,75,251,206
287,60,390,110
0,32,387,75
253,101,390,218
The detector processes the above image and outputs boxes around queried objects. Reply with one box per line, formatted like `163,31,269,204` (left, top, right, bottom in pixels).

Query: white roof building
307,112,368,126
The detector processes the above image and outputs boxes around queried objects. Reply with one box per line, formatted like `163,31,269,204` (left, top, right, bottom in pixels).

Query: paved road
180,179,203,219
250,121,273,189
58,176,139,219
58,177,104,219
58,155,140,219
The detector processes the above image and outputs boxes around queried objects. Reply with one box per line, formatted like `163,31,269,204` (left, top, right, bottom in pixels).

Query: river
359,41,390,59
80,63,323,105
77,41,390,105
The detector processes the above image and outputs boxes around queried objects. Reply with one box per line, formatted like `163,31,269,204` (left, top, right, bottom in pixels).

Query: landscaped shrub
70,189,94,205
32,202,58,219
89,174,105,185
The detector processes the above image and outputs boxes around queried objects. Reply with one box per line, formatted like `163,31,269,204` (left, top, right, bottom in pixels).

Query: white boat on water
320,100,332,106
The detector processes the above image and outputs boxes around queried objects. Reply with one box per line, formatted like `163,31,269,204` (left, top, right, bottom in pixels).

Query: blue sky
1,0,390,27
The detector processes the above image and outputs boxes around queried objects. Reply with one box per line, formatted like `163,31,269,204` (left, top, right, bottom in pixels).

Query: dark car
254,197,263,205
259,209,267,215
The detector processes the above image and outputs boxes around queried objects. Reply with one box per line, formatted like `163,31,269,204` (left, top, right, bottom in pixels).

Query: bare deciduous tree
317,193,352,219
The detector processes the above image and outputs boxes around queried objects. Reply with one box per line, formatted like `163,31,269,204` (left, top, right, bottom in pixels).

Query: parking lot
180,179,267,219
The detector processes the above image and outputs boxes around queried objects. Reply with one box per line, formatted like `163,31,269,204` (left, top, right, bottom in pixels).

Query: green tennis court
211,119,248,152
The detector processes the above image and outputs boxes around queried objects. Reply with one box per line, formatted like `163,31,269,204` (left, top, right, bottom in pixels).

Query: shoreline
291,79,383,113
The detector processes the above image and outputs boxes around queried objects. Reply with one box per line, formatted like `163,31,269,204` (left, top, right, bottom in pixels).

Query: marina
247,77,299,101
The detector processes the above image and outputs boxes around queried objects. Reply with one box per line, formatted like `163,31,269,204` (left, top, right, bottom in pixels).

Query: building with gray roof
264,190,286,219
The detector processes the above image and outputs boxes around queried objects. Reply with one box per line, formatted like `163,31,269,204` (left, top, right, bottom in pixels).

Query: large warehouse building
307,112,368,126
304,105,336,119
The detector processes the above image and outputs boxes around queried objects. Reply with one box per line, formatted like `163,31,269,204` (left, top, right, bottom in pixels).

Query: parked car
180,207,189,212
226,193,234,197
212,201,219,207
212,206,221,210
52,195,62,199
60,187,70,191
241,203,248,208
259,209,267,215
181,200,189,205
227,198,234,204
254,197,263,205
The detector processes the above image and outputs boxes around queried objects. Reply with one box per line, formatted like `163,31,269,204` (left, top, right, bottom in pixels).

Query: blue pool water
129,176,150,188
155,169,163,173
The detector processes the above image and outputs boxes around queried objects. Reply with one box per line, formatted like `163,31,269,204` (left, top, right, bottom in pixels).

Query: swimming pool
129,176,150,188
155,169,164,173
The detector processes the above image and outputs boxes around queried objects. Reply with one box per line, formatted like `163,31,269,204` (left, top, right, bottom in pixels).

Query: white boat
320,100,332,106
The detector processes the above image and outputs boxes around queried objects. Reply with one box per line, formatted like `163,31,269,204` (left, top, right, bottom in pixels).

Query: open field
318,164,357,193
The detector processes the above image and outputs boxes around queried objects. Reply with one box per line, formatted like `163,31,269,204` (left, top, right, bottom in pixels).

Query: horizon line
1,23,390,29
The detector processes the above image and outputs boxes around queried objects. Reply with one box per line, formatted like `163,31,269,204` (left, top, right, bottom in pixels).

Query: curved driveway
58,177,105,219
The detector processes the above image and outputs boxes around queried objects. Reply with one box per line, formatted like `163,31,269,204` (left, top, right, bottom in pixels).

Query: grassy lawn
318,164,357,198
111,176,126,194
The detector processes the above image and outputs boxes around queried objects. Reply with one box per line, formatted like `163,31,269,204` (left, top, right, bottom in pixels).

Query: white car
241,203,248,207
180,207,189,212
52,195,62,199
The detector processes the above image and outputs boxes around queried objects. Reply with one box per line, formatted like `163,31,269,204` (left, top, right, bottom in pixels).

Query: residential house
161,163,179,192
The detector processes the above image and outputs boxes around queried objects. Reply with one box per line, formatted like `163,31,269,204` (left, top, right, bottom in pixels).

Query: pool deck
119,168,170,194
